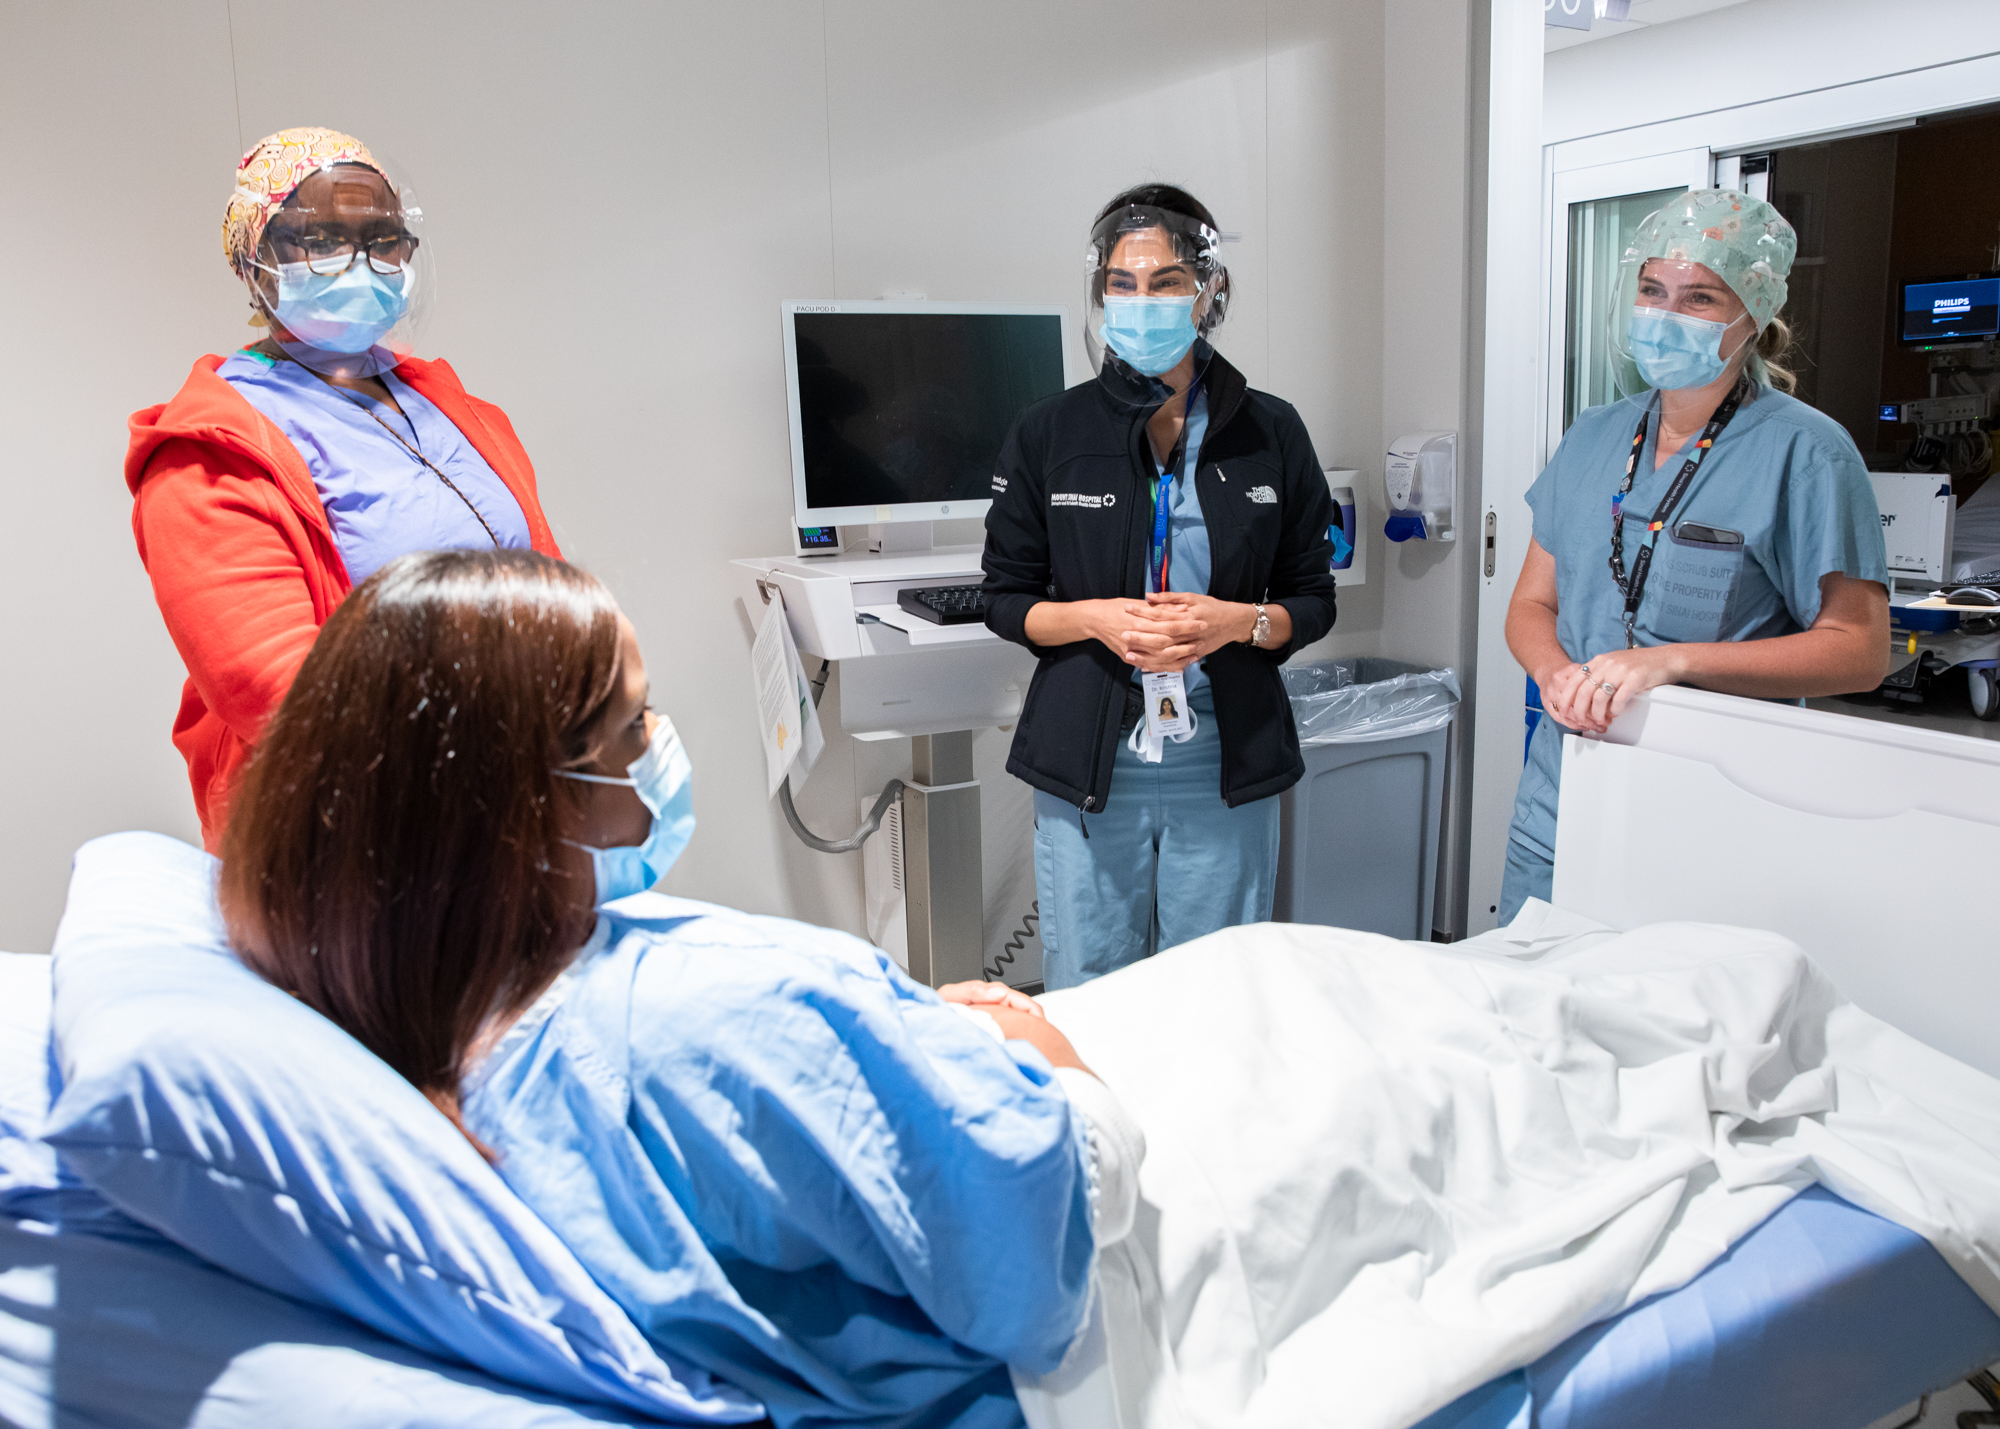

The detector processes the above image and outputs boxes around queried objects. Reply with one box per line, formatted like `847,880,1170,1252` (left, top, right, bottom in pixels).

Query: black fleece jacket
981,347,1338,811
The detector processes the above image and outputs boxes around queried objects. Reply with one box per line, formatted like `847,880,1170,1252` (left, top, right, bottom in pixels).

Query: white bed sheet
1020,906,2000,1429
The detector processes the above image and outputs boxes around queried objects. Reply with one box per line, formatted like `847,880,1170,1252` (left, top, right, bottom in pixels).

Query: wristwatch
1247,603,1272,647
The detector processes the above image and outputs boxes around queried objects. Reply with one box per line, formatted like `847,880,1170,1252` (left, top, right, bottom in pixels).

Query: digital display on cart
1900,275,2000,345
790,310,1065,514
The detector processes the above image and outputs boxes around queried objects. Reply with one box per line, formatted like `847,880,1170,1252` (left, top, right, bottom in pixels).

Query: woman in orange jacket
127,127,562,848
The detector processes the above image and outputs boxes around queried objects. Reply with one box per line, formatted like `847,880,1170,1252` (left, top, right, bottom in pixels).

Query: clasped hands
935,978,1093,1074
1540,644,1688,733
1089,591,1256,673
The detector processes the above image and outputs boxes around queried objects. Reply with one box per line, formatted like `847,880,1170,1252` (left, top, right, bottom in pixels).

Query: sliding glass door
1562,185,1685,431
1541,149,1711,456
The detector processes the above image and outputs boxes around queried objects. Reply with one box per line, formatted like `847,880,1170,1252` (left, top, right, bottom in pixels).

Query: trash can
1274,658,1459,941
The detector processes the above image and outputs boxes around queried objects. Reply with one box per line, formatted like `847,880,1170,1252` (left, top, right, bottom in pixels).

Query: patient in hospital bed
204,548,1118,1427
30,548,2000,1429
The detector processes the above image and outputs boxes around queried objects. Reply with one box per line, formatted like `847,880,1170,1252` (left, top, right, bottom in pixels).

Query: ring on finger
1599,681,1617,694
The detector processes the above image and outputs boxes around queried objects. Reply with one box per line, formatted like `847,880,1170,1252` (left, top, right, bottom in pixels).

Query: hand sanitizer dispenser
1383,431,1457,543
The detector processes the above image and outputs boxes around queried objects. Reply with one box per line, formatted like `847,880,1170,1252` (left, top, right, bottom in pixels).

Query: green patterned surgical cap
1624,188,1798,331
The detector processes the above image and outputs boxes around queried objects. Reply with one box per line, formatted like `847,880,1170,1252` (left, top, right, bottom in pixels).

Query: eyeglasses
267,230,421,276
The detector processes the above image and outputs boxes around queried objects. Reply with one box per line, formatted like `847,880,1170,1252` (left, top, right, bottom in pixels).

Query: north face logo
1246,485,1277,504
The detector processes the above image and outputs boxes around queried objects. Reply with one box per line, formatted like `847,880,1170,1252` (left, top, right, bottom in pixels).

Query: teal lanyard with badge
1148,378,1199,593
1135,378,1201,764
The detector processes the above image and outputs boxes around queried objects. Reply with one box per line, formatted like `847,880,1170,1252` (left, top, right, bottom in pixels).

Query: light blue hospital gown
461,897,1095,1429
1499,386,1888,920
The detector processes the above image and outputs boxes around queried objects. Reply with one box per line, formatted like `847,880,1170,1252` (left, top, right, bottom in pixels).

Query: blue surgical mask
1628,305,1746,391
1100,295,1200,376
273,258,412,355
557,716,696,905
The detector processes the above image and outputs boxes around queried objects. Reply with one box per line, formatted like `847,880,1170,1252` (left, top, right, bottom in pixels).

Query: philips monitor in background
1899,274,2000,348
782,302,1069,528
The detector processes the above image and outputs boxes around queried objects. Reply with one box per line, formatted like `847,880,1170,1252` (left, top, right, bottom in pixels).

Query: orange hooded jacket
126,354,562,849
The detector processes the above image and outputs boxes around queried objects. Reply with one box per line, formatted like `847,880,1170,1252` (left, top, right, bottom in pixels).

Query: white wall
0,0,1484,957
1544,0,2000,146
0,5,240,953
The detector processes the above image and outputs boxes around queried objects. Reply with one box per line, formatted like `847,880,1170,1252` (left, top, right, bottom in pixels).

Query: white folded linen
1019,909,2000,1429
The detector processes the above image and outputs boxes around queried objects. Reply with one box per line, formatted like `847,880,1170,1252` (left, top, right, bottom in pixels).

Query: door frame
1463,50,2000,938
1542,148,1711,455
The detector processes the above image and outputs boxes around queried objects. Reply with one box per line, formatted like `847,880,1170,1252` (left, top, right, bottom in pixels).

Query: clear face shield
245,158,431,380
1608,257,1758,396
1084,204,1229,397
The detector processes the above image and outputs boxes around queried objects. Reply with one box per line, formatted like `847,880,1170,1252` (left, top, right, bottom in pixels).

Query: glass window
1563,185,1686,432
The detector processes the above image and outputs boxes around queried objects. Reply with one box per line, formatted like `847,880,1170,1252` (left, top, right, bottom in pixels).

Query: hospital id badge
1142,671,1192,741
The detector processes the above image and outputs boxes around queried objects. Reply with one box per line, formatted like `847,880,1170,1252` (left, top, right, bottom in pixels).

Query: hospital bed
1020,684,2000,1429
4,689,1999,1428
1436,683,2000,1429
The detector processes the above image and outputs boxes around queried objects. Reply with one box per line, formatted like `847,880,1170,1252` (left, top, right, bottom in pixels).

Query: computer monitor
1898,273,2000,348
781,301,1070,530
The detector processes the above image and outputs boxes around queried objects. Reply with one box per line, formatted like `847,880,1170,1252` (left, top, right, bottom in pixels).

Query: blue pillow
0,952,64,1213
43,831,763,1425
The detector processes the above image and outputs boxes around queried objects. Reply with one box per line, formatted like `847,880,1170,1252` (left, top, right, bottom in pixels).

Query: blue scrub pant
1032,687,1280,990
1496,837,1553,925
1497,714,1563,925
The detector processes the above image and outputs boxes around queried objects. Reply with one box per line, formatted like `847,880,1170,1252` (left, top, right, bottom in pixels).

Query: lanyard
1608,373,1748,647
319,373,504,549
1148,380,1199,594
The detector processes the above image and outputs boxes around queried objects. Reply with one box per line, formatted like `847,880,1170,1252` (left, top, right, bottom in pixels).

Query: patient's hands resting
935,980,1093,1076
936,980,1045,1020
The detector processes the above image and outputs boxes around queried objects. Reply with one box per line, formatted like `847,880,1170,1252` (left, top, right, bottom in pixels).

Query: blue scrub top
1137,386,1212,698
218,349,533,586
1509,385,1888,860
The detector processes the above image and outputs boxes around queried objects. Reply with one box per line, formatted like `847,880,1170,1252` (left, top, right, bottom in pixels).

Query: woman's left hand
1122,592,1271,671
936,980,1046,1021
1549,645,1688,732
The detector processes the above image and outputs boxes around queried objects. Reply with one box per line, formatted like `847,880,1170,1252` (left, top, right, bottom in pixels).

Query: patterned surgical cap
1624,188,1798,331
222,126,380,279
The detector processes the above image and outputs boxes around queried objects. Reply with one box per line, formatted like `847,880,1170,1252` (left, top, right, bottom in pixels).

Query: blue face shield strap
554,716,697,904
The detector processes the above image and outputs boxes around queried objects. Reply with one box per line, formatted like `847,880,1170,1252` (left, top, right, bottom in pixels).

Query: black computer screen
1899,275,2000,345
793,311,1066,511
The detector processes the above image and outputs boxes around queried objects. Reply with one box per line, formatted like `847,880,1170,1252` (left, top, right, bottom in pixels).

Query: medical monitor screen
790,310,1065,520
1899,275,2000,346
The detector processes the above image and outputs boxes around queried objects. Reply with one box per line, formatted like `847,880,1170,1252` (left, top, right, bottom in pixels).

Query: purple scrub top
218,348,533,586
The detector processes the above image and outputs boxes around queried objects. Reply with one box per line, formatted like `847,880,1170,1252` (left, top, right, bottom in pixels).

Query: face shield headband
1084,204,1229,382
243,163,429,379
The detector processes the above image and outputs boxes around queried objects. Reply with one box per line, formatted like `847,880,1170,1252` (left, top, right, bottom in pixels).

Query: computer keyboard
897,584,988,625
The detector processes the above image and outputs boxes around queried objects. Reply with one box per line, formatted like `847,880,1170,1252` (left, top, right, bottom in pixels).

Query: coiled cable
984,900,1039,982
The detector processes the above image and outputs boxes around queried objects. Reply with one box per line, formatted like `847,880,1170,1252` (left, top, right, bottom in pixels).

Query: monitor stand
866,520,933,554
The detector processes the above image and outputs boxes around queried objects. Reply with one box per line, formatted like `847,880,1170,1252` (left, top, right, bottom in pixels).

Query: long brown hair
218,550,623,1135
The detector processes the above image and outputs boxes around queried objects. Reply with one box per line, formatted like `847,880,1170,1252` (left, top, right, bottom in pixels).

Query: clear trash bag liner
1283,658,1460,745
